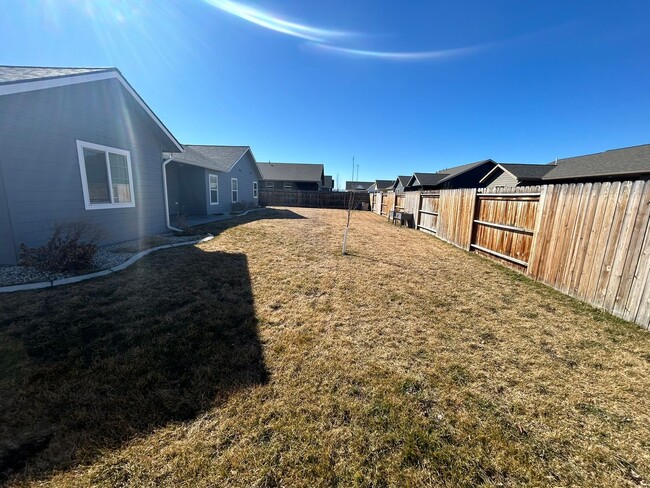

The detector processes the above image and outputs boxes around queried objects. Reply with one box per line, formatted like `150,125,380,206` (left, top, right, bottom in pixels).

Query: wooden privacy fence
259,190,370,209
377,181,650,329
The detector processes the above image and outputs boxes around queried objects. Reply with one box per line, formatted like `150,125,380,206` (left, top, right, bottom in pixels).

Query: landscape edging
0,234,215,294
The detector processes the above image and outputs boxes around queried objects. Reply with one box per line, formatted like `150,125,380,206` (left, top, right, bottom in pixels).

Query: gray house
367,180,394,193
257,162,324,191
0,66,183,265
345,181,374,192
163,145,262,224
323,175,334,192
391,176,411,193
479,163,553,188
480,144,650,188
405,160,497,191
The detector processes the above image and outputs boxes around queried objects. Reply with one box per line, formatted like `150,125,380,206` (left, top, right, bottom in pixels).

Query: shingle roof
165,145,251,172
499,163,554,181
543,144,650,181
0,66,114,84
375,180,394,190
411,172,449,187
409,160,496,188
345,181,374,191
396,175,411,188
257,162,324,182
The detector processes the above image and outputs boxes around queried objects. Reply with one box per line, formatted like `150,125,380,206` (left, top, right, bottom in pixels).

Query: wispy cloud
201,0,355,42
309,43,487,61
202,0,506,62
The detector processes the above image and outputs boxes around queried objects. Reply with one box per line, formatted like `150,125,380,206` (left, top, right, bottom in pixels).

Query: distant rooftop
345,181,373,191
257,162,324,182
543,144,650,181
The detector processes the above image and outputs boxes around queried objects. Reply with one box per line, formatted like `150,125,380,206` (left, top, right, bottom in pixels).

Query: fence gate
395,194,405,212
416,192,440,234
470,190,541,268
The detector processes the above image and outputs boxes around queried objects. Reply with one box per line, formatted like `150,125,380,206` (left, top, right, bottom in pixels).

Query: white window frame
76,140,135,210
265,181,274,189
231,178,239,203
284,182,293,190
209,173,219,205
253,181,258,198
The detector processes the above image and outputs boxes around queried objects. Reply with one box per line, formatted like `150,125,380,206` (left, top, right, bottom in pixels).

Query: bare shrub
19,221,103,276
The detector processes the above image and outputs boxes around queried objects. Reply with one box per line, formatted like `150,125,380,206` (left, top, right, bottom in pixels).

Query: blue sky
2,1,650,187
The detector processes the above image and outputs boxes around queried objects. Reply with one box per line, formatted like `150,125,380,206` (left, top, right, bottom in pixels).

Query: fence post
467,188,479,251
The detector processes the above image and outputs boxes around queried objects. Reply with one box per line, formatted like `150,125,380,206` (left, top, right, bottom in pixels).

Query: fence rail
259,190,369,209
371,181,650,329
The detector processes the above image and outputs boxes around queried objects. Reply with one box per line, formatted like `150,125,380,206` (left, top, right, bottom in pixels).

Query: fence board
604,180,646,312
259,190,369,209
593,181,632,307
403,181,650,328
617,181,650,322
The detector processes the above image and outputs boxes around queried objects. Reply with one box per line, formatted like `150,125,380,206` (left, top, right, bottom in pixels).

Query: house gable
0,66,182,152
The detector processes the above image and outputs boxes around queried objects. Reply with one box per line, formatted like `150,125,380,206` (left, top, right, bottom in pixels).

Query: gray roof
0,66,114,85
165,145,251,172
324,175,334,188
257,162,324,182
409,160,496,188
375,180,394,190
393,175,411,189
499,163,554,181
410,172,448,187
345,181,374,191
543,144,650,181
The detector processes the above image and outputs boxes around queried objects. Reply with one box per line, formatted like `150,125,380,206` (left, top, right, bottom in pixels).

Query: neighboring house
323,175,334,192
163,145,262,222
367,180,394,193
0,66,183,265
257,162,324,191
542,144,650,183
480,163,554,188
391,176,411,193
345,181,374,192
405,160,496,190
481,144,650,188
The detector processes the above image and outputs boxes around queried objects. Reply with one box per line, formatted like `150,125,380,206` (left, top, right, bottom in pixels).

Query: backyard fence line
259,190,370,209
373,180,650,329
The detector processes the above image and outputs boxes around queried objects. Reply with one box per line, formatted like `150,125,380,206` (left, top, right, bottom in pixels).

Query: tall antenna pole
356,163,359,182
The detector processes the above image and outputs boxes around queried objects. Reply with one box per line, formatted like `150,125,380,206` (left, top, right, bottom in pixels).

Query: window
209,174,219,205
231,178,238,203
265,181,274,189
253,181,258,198
77,140,135,210
284,182,293,190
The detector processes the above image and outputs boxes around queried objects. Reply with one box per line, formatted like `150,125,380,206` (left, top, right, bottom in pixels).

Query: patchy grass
1,207,649,487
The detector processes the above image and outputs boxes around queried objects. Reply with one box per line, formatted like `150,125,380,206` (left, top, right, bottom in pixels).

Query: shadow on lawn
0,246,268,484
188,207,306,237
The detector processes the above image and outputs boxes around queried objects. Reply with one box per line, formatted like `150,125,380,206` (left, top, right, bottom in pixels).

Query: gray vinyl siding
483,169,519,188
0,165,15,264
205,151,260,214
0,78,170,264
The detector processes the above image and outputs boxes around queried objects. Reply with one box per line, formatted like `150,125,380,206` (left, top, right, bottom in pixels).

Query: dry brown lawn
1,207,649,487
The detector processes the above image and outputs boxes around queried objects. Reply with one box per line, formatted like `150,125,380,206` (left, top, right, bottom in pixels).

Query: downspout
162,158,182,232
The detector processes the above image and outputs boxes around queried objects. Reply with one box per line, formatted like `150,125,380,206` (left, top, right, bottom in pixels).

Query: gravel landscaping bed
0,232,207,287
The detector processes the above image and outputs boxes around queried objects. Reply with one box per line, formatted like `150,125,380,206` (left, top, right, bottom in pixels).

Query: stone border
0,234,215,294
